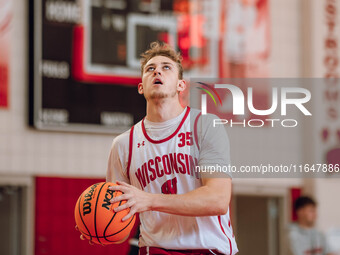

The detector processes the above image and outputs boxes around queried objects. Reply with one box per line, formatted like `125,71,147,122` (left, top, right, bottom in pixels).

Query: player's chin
148,92,168,100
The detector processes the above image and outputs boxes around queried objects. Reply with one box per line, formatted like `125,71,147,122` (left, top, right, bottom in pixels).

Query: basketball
74,182,136,245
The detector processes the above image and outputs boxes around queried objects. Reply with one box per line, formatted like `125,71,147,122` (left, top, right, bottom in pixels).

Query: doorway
233,195,284,255
0,185,23,255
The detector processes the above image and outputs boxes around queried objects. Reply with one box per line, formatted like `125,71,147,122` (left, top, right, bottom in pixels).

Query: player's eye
146,66,155,72
163,65,171,70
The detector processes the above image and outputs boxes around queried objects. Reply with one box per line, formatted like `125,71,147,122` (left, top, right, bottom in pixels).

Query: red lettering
161,177,178,194
177,153,186,174
148,159,156,181
142,163,150,185
325,38,337,48
186,132,193,146
135,167,147,188
325,73,339,78
324,55,338,70
178,133,186,147
178,132,193,147
328,107,338,119
168,153,179,174
136,154,199,186
325,90,338,101
326,3,336,15
184,154,191,176
185,155,199,178
155,156,164,178
162,155,171,175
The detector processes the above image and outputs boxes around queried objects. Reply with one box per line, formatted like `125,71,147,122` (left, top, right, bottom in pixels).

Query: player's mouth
153,78,163,85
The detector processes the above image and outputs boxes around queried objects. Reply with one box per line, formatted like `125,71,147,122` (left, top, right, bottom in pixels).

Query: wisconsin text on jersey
135,152,199,189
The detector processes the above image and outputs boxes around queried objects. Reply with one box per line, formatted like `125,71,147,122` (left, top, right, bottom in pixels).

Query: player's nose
153,66,162,76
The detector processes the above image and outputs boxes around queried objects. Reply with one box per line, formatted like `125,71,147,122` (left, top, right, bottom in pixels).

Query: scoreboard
28,0,222,133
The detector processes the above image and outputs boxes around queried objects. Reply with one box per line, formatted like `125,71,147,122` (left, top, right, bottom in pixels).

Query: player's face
298,205,317,227
138,55,185,101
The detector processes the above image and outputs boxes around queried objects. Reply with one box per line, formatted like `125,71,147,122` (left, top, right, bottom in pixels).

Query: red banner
0,0,12,108
220,0,270,78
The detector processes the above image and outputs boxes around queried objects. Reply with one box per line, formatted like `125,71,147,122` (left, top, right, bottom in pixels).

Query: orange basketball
74,182,136,245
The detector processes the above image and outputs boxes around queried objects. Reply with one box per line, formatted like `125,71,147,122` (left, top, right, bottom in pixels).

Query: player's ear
138,83,144,94
177,79,186,92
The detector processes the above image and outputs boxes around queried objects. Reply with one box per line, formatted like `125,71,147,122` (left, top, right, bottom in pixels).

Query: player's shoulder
111,120,143,149
110,128,131,151
190,107,220,119
189,108,221,128
189,107,201,117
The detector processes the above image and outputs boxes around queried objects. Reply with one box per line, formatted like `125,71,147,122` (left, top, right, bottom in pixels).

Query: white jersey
107,107,238,254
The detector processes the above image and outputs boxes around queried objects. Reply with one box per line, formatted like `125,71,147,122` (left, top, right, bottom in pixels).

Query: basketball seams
77,190,92,237
106,214,136,238
100,214,136,238
94,182,107,245
103,189,122,241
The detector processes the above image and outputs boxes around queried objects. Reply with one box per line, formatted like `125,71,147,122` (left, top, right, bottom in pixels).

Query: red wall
35,176,139,255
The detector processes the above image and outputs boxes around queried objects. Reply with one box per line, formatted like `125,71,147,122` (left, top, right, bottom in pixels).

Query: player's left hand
75,225,94,245
109,181,153,221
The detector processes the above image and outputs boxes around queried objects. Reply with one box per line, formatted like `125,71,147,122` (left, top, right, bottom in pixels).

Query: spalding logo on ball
74,182,136,245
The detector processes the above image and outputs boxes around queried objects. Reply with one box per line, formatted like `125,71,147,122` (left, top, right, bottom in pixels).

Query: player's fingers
89,240,94,245
122,211,135,222
108,185,120,191
75,225,79,231
110,193,130,203
80,234,85,240
109,185,129,193
114,202,131,212
116,181,130,187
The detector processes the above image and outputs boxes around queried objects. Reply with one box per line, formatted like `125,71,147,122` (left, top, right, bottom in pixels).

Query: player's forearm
150,182,230,216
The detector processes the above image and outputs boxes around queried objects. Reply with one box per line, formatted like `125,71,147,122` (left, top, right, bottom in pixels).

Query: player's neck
145,100,185,122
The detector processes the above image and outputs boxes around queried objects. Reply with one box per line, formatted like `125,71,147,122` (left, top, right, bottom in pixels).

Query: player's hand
109,181,153,221
75,225,94,245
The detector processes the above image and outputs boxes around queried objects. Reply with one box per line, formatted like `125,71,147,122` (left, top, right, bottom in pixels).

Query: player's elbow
217,201,229,215
210,196,229,215
203,179,231,215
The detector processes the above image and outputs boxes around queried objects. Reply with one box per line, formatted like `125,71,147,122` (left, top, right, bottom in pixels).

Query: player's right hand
75,225,94,245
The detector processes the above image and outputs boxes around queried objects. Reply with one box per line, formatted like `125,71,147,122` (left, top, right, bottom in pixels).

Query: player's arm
106,131,130,184
151,177,231,215
110,177,231,220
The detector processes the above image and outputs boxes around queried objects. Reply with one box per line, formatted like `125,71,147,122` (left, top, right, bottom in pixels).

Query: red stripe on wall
290,187,302,221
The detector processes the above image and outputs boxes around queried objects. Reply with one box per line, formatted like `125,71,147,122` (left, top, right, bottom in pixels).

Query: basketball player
106,42,238,255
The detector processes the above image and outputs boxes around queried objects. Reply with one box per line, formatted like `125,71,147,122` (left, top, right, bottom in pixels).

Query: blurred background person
288,196,334,255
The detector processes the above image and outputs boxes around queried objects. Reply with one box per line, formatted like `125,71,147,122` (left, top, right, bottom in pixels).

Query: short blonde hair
140,41,183,79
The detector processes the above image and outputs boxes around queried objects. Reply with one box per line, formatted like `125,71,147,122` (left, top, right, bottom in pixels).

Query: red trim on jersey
141,107,190,144
218,215,233,255
126,126,134,180
193,112,202,150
